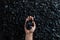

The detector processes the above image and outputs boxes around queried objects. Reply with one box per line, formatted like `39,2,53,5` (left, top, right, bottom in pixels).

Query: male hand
24,16,36,34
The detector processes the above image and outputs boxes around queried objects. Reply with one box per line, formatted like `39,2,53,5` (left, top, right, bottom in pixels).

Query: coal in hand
26,20,34,30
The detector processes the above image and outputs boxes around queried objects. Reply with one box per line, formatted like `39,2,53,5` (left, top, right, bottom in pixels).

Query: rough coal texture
0,0,60,40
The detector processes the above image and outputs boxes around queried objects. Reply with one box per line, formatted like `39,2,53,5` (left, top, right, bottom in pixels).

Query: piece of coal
26,20,34,30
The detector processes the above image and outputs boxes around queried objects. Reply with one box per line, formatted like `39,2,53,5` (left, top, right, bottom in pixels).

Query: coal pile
0,0,60,40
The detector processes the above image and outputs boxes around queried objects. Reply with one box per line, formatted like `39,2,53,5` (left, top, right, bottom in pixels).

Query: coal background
0,0,60,40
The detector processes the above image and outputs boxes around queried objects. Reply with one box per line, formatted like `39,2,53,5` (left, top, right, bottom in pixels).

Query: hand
24,16,36,34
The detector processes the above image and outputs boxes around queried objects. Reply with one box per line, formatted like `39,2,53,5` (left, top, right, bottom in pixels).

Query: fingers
25,16,34,26
29,16,34,21
25,16,29,23
31,21,36,31
25,16,34,22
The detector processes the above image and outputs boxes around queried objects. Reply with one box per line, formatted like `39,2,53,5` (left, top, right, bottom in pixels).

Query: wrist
26,33,33,36
25,33,33,40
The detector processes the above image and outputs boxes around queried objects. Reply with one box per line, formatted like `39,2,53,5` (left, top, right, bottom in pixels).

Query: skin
24,16,36,40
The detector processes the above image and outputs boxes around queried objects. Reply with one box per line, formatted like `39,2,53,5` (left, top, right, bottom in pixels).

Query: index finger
29,16,34,21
